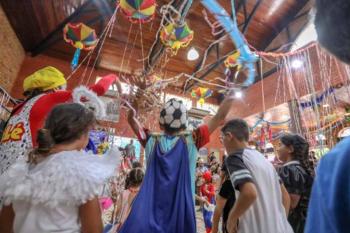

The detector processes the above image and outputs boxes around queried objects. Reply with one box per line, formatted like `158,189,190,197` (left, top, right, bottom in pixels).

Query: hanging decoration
119,0,156,23
160,22,194,55
225,51,241,69
299,87,335,109
191,87,213,105
250,116,291,131
147,74,162,89
86,130,109,155
63,23,98,70
200,0,258,86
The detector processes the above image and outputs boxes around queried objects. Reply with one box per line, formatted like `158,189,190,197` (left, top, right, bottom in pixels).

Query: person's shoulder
227,150,245,159
318,138,350,177
242,148,263,157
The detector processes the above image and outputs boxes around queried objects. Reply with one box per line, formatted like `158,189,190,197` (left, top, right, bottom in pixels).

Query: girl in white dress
0,103,120,233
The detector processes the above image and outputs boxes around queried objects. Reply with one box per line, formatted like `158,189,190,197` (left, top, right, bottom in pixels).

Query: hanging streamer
250,117,291,131
200,0,258,86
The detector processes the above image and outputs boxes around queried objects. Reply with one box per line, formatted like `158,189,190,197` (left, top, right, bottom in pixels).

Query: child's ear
288,145,294,154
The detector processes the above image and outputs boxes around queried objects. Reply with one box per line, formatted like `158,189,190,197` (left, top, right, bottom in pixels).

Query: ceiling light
291,59,303,69
187,47,199,61
234,90,243,98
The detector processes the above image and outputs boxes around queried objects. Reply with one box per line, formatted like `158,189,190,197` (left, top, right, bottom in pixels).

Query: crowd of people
0,0,349,232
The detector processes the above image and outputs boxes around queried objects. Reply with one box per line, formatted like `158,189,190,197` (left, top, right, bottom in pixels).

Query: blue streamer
250,117,291,131
201,0,258,86
71,48,81,70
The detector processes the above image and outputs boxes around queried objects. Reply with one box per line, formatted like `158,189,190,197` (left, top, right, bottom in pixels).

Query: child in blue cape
119,96,234,233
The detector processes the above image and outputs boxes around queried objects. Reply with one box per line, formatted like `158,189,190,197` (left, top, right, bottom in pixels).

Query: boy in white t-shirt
220,119,292,233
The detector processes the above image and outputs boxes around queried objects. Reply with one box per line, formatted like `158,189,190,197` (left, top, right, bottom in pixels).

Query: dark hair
209,154,216,163
221,119,249,142
29,103,95,163
280,134,315,177
23,89,47,99
315,0,350,64
132,161,142,169
125,168,144,189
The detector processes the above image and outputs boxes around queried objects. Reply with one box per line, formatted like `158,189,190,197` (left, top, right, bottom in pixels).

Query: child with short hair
0,103,119,233
220,119,292,233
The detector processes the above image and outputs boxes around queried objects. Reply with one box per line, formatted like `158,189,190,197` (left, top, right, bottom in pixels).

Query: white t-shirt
225,149,293,233
0,148,120,233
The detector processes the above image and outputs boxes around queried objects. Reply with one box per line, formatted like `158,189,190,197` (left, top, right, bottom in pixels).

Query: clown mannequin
118,94,234,233
0,66,118,208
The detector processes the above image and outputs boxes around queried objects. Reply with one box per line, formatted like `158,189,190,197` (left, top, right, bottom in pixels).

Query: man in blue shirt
305,0,350,232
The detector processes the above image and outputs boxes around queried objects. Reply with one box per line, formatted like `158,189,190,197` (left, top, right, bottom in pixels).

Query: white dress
0,148,120,233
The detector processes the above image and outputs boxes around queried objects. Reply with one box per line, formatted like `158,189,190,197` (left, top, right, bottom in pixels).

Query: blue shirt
305,137,350,233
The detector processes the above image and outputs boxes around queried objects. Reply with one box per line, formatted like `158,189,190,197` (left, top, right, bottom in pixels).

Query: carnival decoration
160,22,194,55
72,86,106,119
147,74,163,89
225,51,241,69
299,87,335,109
159,98,188,129
201,0,258,86
63,23,98,70
191,87,213,105
119,0,156,23
86,130,109,155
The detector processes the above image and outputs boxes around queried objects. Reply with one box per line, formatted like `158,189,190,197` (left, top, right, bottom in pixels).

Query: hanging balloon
160,22,194,55
63,23,98,70
191,87,213,105
119,0,156,23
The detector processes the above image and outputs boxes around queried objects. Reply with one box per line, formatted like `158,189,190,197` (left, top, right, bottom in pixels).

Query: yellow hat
23,66,66,92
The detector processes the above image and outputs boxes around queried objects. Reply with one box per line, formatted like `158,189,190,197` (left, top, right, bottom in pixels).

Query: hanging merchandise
119,0,156,23
160,22,194,55
201,0,258,86
191,87,213,105
63,23,98,70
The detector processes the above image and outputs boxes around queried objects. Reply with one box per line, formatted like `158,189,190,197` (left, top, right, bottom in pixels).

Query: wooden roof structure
1,0,313,96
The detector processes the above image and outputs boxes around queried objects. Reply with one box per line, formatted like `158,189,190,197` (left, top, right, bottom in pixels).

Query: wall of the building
0,5,25,92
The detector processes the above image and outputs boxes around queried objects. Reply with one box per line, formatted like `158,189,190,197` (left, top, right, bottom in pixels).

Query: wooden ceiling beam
143,0,193,76
186,0,263,92
186,0,246,90
259,0,309,51
30,0,94,56
242,0,262,34
30,0,114,57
